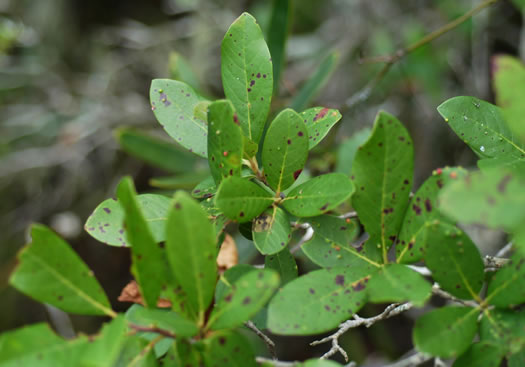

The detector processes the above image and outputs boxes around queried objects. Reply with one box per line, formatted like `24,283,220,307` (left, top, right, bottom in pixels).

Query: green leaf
478,156,525,177
207,269,279,330
252,206,291,255
486,253,525,308
480,308,525,354
114,334,157,367
298,360,343,367
221,12,273,144
150,79,209,158
262,108,309,192
439,167,525,232
9,224,114,316
300,107,342,149
413,306,479,358
125,304,198,338
424,222,484,300
207,100,243,185
169,51,202,94
166,192,217,323
115,127,196,173
437,96,525,159
265,247,298,285
215,264,255,303
192,175,217,199
492,55,525,144
117,177,172,308
397,167,467,263
351,111,414,262
242,136,259,159
266,0,291,95
301,215,379,268
149,171,209,190
335,128,372,175
290,52,339,112
203,331,257,367
452,342,505,367
163,340,204,367
282,173,355,217
367,264,431,306
85,194,171,247
267,265,375,335
215,177,274,222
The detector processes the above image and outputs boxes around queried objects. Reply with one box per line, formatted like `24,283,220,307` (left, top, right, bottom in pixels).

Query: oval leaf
267,265,375,335
215,177,274,222
252,207,291,255
9,224,113,316
425,222,484,300
300,107,342,149
203,331,257,367
85,194,171,247
486,253,525,308
264,247,298,285
150,79,209,157
413,306,479,358
207,269,279,330
452,342,505,367
262,108,309,192
221,12,273,144
437,96,525,159
207,100,243,185
125,304,198,338
282,173,355,217
166,192,217,323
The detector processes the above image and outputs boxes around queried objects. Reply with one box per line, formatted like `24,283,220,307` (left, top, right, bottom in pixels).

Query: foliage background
0,0,522,364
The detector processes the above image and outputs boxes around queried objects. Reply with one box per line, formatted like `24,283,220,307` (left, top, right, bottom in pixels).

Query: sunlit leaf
300,107,342,149
252,207,291,255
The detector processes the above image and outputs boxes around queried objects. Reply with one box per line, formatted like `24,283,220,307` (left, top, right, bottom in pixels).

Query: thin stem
245,321,277,359
128,323,177,339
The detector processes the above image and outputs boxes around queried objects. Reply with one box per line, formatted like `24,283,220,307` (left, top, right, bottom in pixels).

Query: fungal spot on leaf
309,288,315,294
324,305,331,311
297,131,304,137
403,179,410,185
335,275,344,285
497,174,512,193
224,293,233,302
320,204,329,211
412,204,421,215
103,208,111,214
219,337,226,345
293,169,302,180
250,80,255,87
233,113,239,125
253,213,271,232
242,296,251,305
313,108,329,122
239,211,245,217
287,139,292,145
424,199,432,212
175,203,182,210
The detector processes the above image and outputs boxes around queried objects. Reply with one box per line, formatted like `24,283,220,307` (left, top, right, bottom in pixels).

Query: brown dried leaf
217,234,238,273
118,280,172,308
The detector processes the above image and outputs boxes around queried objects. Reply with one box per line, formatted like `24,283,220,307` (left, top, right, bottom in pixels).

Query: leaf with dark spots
300,107,342,149
207,100,243,186
335,275,344,285
150,79,209,158
352,111,414,263
486,253,525,308
262,109,309,192
85,194,171,248
207,269,279,330
397,167,467,264
125,304,198,338
252,207,291,255
439,167,525,232
9,224,113,316
424,222,484,300
203,331,257,367
215,176,274,223
282,173,354,217
265,248,298,285
267,264,376,335
367,264,431,306
221,13,273,144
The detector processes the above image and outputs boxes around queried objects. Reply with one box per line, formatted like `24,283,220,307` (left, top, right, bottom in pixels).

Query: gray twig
245,321,277,359
431,283,478,307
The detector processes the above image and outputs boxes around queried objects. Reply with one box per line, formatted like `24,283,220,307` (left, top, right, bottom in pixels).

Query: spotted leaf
150,79,209,157
300,107,342,149
265,247,298,285
221,12,273,144
486,253,525,308
125,304,198,338
203,331,257,367
262,108,309,193
282,173,354,218
352,111,414,263
252,206,291,255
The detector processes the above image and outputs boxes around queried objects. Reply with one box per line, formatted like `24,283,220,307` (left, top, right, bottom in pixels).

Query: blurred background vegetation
0,0,523,364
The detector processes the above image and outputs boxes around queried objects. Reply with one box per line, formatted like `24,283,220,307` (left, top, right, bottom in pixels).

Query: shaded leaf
149,172,209,190
203,331,257,367
215,264,256,303
265,247,298,285
439,167,525,232
192,176,217,199
437,96,525,159
267,265,375,335
252,207,291,255
335,128,372,175
215,177,274,222
150,79,209,157
291,52,339,112
351,111,414,263
9,224,113,316
266,0,291,95
207,269,279,330
298,360,343,367
262,108,309,192
424,222,484,300
367,264,431,306
282,173,354,217
114,334,157,367
301,215,379,268
85,194,170,247
166,192,217,323
221,12,273,144
207,100,243,185
115,128,196,173
492,55,525,144
452,342,505,367
300,107,342,149
125,304,198,338
480,308,525,354
486,253,525,308
397,167,467,263
413,306,478,358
